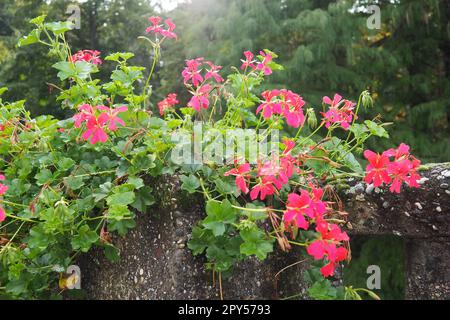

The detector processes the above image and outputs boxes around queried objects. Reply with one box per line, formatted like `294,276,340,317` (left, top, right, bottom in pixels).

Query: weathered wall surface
78,164,450,300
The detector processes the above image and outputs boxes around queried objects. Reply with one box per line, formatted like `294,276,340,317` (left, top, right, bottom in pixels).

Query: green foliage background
1,0,449,162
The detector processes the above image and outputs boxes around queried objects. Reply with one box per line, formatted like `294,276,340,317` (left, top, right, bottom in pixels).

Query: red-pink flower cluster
224,140,300,200
0,174,8,222
158,93,179,116
146,16,177,39
73,104,127,144
256,89,306,128
307,221,349,277
70,50,102,65
224,163,251,194
364,143,421,193
240,51,273,76
321,94,355,130
181,58,223,112
283,185,349,277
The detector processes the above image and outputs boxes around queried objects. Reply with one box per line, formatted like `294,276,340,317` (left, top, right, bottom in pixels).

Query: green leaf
131,186,154,212
239,228,274,260
35,169,53,186
27,226,55,252
104,244,120,262
18,29,41,47
364,120,389,138
202,199,238,236
214,178,237,195
71,225,99,252
187,226,213,255
58,158,75,171
52,61,97,81
108,218,136,236
167,119,183,129
105,52,135,63
308,279,338,300
107,205,132,221
127,176,144,189
180,174,200,194
29,15,46,25
64,176,84,191
107,191,135,207
44,21,74,35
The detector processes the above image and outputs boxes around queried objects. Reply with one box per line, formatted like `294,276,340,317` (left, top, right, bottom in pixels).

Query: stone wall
77,164,450,300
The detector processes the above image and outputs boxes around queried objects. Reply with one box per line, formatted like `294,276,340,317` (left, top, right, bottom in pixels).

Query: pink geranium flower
363,150,392,187
224,163,251,194
256,90,283,119
0,207,6,223
146,16,177,39
96,105,128,131
307,222,349,277
256,51,273,76
0,174,8,196
321,94,356,130
182,58,204,87
240,51,257,70
81,113,109,145
70,50,102,65
73,104,97,128
160,19,177,39
205,61,224,83
188,84,211,111
158,93,179,116
365,144,421,193
256,89,306,128
250,176,281,201
283,191,313,230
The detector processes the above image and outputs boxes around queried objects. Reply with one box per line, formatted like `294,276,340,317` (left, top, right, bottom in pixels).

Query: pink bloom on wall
70,50,102,65
73,104,97,128
188,84,211,111
256,51,273,76
256,90,283,119
306,222,349,277
182,58,204,87
0,207,6,223
224,163,251,194
256,89,306,128
81,113,109,145
283,191,313,230
96,105,128,131
205,62,224,83
321,94,355,130
250,176,281,201
158,93,179,116
364,144,421,193
241,51,257,70
160,19,177,39
364,150,392,187
146,16,177,39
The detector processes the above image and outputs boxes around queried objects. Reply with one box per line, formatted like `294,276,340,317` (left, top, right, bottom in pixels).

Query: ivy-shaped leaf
180,174,200,194
71,225,99,252
239,228,274,260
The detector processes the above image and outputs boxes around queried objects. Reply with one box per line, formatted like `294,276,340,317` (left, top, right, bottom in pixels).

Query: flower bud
306,108,318,129
362,90,373,109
